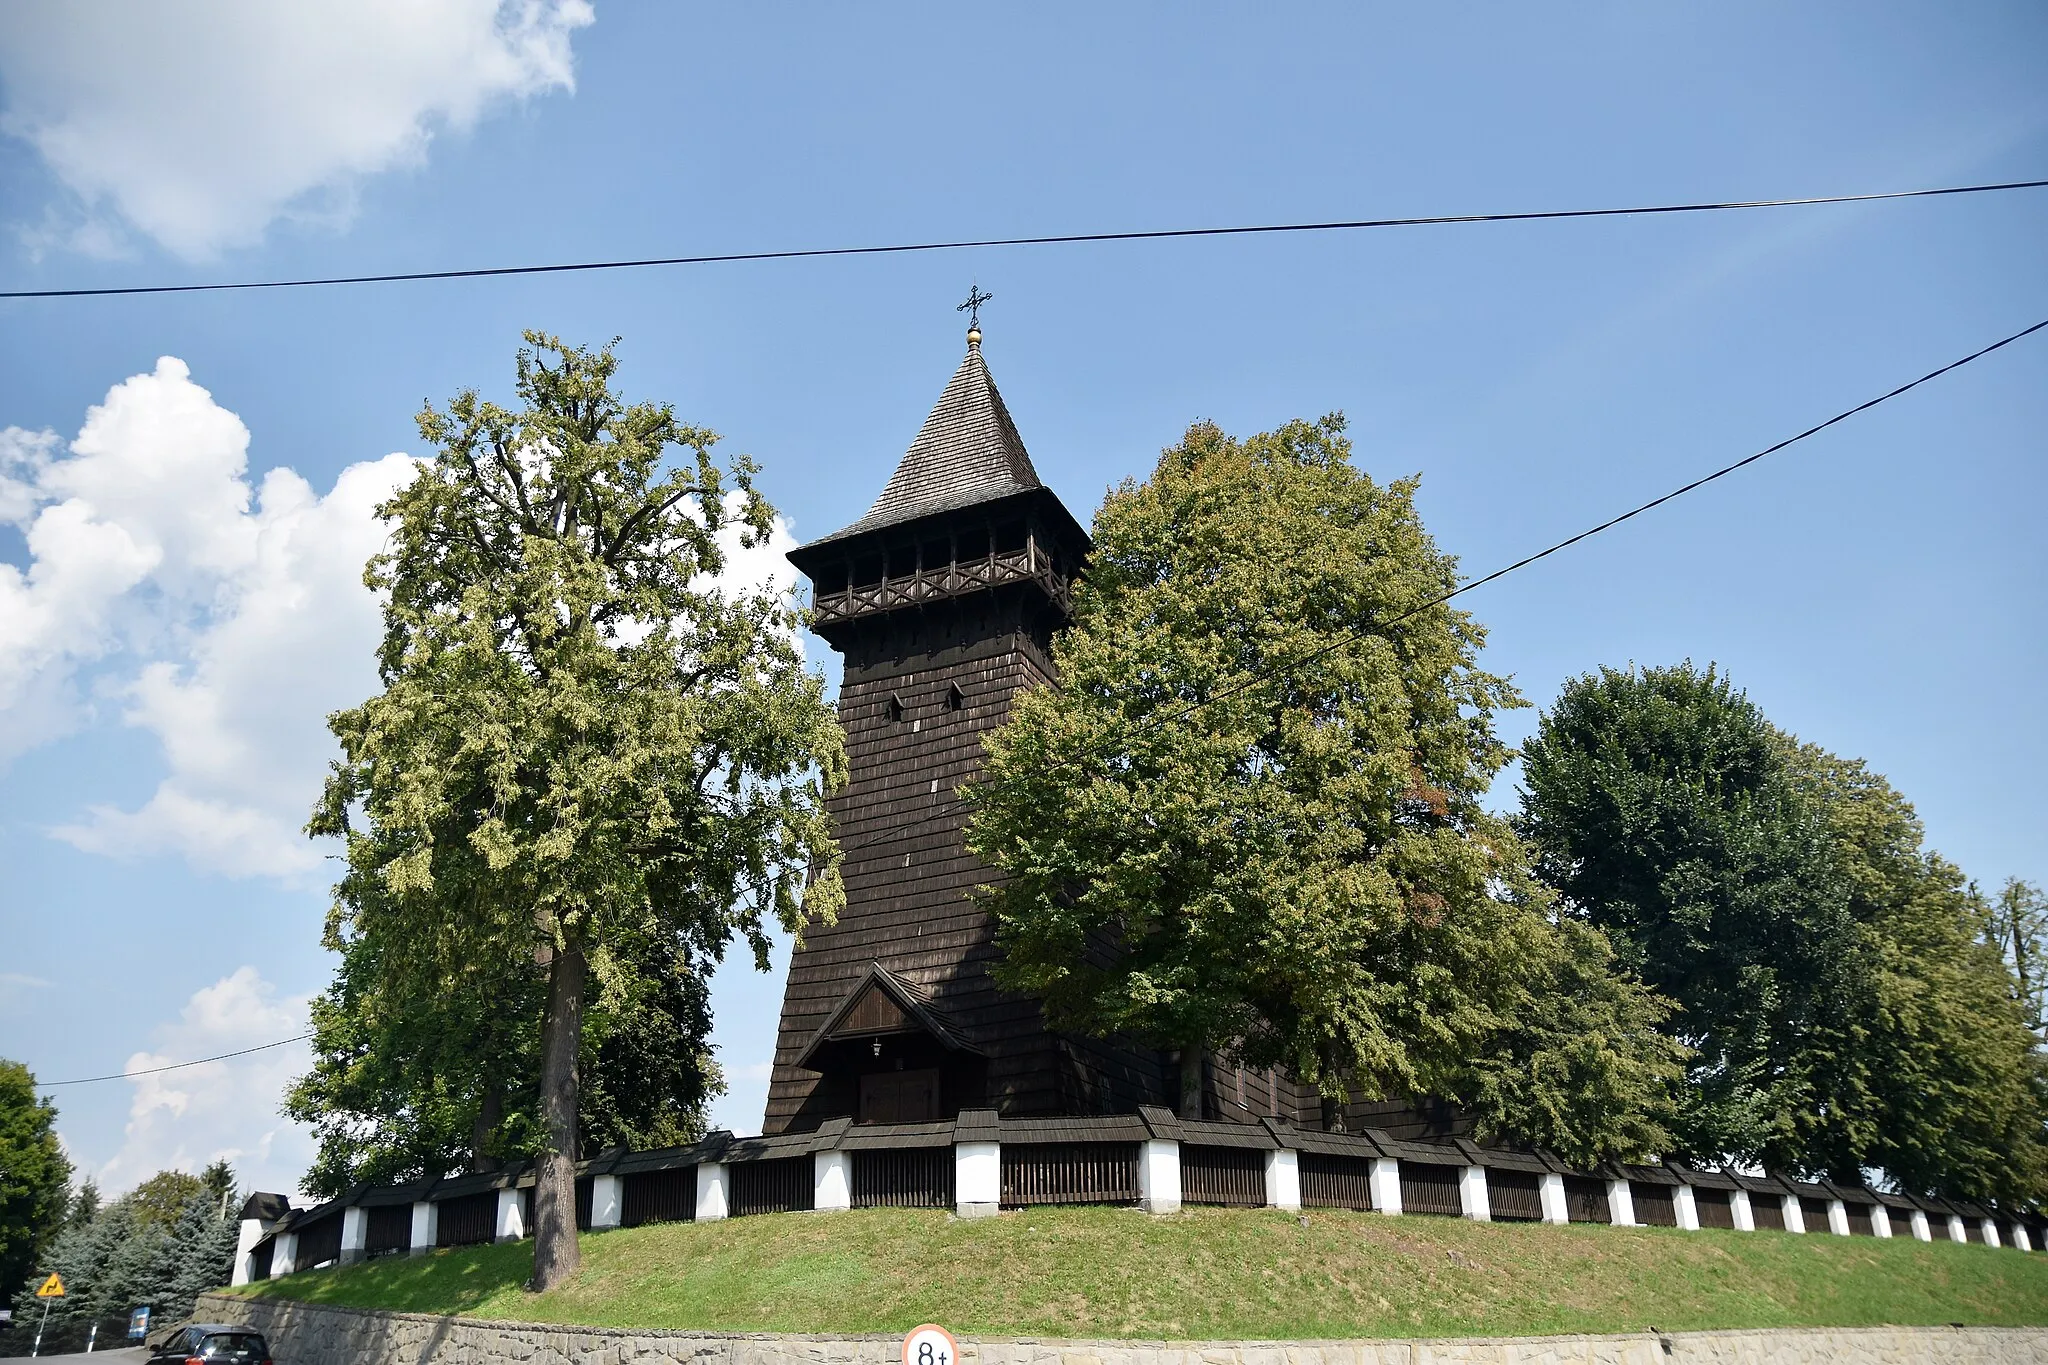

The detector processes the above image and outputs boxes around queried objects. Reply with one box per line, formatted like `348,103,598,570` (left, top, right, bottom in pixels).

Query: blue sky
0,3,2042,1200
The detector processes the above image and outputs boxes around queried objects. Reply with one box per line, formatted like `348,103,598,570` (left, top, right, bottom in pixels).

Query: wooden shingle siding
1631,1182,1678,1227
1564,1175,1610,1224
1000,1142,1138,1207
622,1167,696,1226
1182,1145,1266,1207
1399,1161,1463,1216
365,1204,412,1257
853,1148,954,1208
1487,1169,1542,1221
730,1157,813,1217
1695,1188,1736,1229
436,1191,496,1247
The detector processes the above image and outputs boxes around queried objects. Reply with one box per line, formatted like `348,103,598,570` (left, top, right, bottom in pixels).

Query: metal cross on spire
957,283,993,330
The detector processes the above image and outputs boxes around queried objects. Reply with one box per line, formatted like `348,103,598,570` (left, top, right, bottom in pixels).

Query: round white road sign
903,1323,959,1365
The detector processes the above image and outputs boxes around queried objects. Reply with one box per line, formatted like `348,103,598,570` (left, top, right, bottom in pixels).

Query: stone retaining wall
195,1294,2048,1365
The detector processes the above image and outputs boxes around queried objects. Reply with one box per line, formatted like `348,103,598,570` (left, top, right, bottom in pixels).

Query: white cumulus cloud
0,0,593,259
1,357,418,877
3,355,804,883
93,967,315,1200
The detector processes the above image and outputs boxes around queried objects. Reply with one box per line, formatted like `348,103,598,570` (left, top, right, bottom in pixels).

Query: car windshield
196,1333,267,1360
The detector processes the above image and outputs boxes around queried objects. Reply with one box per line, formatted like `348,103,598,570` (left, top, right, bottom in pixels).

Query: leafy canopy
305,332,844,1287
966,417,1679,1162
0,1059,71,1314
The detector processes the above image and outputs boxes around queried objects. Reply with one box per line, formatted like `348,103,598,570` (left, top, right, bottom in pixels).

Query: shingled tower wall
763,328,1460,1140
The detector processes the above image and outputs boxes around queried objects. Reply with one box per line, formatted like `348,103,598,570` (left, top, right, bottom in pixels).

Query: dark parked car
146,1322,272,1363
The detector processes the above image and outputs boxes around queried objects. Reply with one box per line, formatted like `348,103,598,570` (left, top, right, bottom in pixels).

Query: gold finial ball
966,326,982,347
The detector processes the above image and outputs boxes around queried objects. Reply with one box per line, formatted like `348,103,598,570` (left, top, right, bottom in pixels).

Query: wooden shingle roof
806,337,1042,546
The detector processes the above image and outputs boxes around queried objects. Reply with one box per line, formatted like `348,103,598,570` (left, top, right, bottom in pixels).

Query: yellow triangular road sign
35,1272,64,1298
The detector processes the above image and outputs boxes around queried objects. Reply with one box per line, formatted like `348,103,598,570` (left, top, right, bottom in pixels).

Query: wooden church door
859,1068,940,1123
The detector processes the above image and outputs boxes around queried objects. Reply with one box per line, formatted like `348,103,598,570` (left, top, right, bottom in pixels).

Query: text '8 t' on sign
903,1324,957,1365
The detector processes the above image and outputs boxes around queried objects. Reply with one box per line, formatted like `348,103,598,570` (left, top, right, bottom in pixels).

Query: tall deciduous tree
1987,878,2048,1035
0,1061,70,1319
967,418,1680,1162
1520,662,2048,1199
308,334,844,1290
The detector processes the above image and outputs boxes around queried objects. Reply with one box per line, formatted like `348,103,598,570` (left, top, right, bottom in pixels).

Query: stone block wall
195,1294,2048,1365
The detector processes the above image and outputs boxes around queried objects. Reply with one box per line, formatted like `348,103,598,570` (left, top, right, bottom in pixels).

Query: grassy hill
226,1206,2048,1340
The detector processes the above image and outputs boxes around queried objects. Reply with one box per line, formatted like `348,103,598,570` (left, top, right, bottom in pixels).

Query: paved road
18,1348,149,1362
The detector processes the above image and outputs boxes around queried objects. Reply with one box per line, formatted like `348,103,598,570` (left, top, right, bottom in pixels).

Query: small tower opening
947,683,966,712
885,695,905,723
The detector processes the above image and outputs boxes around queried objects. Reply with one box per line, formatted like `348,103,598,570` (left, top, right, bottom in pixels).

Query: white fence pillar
1606,1178,1636,1227
409,1201,437,1254
273,1231,298,1277
1265,1148,1301,1211
696,1162,729,1221
814,1149,851,1212
340,1207,368,1264
1538,1173,1568,1225
1980,1218,2001,1248
1730,1189,1755,1232
1825,1199,1851,1236
1673,1185,1700,1231
231,1219,265,1285
1871,1205,1892,1238
494,1187,526,1242
1459,1165,1490,1222
2013,1224,2033,1252
588,1175,623,1229
1370,1158,1402,1215
1782,1194,1806,1233
1138,1139,1181,1214
1948,1214,1968,1243
956,1141,1000,1219
1908,1210,1932,1242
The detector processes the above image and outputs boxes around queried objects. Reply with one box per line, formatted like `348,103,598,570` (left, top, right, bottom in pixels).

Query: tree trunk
470,1086,504,1171
529,932,586,1292
1177,1046,1204,1121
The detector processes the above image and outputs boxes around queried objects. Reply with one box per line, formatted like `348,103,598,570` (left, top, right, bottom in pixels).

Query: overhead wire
3,178,2044,300
35,1033,315,1088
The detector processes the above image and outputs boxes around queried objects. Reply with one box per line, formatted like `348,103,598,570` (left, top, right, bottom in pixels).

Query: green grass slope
227,1206,2048,1340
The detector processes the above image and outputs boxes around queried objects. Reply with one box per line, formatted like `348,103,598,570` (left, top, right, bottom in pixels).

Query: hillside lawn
223,1206,2048,1340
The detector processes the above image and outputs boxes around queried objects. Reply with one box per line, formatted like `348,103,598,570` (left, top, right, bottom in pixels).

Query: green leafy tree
1986,878,2048,1034
308,333,844,1290
966,417,1680,1162
0,1061,70,1319
1517,663,1862,1162
288,929,723,1198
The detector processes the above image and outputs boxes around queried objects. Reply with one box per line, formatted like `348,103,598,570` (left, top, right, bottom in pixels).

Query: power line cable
4,179,2044,300
35,1033,314,1087
37,314,2046,1077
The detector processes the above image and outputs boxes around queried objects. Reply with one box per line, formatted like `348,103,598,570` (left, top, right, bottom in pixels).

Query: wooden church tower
763,316,1457,1140
762,319,1174,1134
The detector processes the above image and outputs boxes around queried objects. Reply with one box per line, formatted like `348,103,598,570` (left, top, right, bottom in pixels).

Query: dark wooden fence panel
1564,1175,1610,1224
1001,1142,1138,1208
1846,1202,1875,1236
854,1148,953,1208
1183,1145,1266,1207
1631,1182,1677,1227
623,1167,697,1226
365,1204,412,1258
249,1239,274,1281
437,1191,497,1247
1301,1152,1374,1211
574,1177,594,1231
293,1212,343,1269
1487,1170,1542,1222
1799,1196,1831,1231
1695,1189,1735,1230
1752,1195,1786,1231
731,1157,814,1217
1399,1161,1463,1217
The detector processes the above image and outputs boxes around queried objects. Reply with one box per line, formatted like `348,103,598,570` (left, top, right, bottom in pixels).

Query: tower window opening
885,695,905,723
947,684,965,712
921,537,952,572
